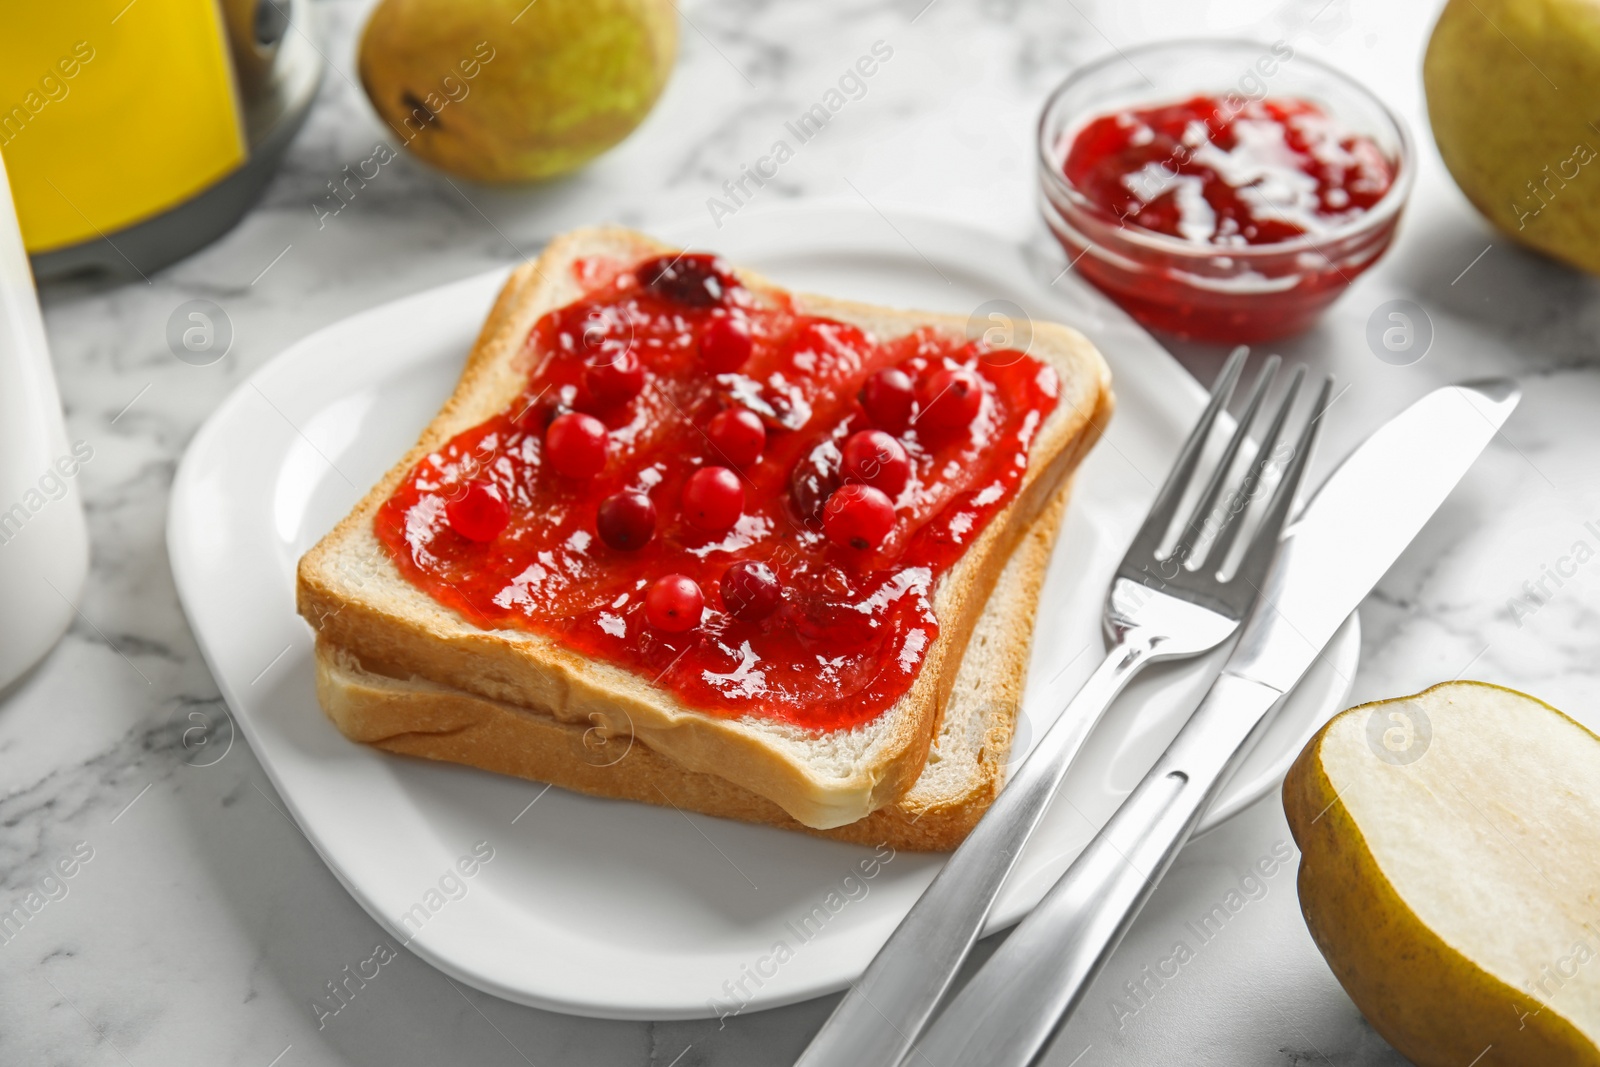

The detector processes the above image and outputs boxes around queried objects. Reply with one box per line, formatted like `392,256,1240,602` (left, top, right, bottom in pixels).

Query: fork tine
1127,346,1248,559
1207,363,1306,572
1167,355,1281,568
1230,375,1334,585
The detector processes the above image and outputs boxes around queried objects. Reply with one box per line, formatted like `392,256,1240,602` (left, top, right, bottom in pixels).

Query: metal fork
794,347,1309,1067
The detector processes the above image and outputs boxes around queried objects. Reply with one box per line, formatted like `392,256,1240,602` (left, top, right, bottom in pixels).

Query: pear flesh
1284,681,1600,1067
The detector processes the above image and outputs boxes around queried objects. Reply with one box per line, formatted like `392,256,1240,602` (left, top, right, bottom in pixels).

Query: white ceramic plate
168,205,1357,1020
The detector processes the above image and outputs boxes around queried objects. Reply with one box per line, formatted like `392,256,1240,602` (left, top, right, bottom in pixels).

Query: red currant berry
701,315,753,373
515,388,572,431
583,349,645,408
641,255,733,307
721,560,783,621
860,367,915,433
841,429,911,499
916,368,983,435
823,484,895,551
682,466,745,532
445,481,510,542
790,440,842,522
706,408,766,467
596,491,656,551
645,574,704,633
544,412,608,478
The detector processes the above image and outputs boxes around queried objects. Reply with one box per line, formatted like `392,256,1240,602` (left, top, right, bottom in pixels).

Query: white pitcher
0,150,89,691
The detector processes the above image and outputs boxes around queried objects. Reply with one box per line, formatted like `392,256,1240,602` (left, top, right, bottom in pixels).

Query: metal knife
903,378,1521,1067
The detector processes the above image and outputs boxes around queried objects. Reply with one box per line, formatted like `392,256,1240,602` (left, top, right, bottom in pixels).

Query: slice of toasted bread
313,488,1067,851
297,226,1111,829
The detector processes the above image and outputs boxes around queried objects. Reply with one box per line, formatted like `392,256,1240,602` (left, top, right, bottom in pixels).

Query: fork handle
793,629,1160,1067
905,672,1285,1067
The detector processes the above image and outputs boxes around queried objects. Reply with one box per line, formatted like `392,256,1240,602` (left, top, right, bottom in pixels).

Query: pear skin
359,0,677,182
1424,0,1600,273
1284,681,1600,1067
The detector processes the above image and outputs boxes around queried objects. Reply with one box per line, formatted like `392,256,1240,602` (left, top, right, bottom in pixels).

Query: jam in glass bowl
1037,39,1413,343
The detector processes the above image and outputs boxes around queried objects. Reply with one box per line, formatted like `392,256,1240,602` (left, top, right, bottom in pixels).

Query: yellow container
0,0,319,277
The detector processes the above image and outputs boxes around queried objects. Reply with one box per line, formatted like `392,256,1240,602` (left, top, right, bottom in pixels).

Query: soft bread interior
297,227,1111,828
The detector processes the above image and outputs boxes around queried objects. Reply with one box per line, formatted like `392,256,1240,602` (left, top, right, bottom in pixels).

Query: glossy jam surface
375,255,1059,731
1064,95,1394,246
1050,94,1401,342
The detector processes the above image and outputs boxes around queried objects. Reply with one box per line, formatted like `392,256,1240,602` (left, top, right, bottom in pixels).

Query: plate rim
167,204,1358,1019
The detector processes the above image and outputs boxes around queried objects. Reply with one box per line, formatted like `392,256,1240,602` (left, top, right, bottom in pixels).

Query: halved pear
1284,681,1600,1067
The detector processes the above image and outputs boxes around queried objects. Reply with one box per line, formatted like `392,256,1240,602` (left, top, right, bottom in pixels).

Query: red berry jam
596,490,656,551
646,574,704,633
375,253,1059,730
681,466,745,533
859,367,915,434
841,430,910,500
544,412,608,478
917,368,983,437
824,484,896,552
1050,94,1400,342
445,482,510,543
700,314,753,373
583,349,645,409
720,560,783,622
706,407,766,468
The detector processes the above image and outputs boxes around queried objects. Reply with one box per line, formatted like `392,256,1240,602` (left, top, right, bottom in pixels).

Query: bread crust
315,489,1068,851
296,227,1112,829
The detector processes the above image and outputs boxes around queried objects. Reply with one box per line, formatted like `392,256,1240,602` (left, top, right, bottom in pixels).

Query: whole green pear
1424,0,1600,273
359,0,677,182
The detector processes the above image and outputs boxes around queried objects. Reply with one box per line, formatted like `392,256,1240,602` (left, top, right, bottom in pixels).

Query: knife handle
906,672,1284,1067
793,631,1160,1067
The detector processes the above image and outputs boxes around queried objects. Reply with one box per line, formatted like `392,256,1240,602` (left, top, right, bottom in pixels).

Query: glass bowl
1037,39,1414,343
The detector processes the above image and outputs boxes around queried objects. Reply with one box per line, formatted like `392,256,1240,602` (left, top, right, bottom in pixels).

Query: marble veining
3,0,1597,1064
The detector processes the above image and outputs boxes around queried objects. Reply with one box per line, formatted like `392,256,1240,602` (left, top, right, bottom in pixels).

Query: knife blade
1228,379,1519,692
902,379,1521,1067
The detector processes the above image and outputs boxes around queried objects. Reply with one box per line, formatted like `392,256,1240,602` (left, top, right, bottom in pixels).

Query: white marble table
4,0,1594,1063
